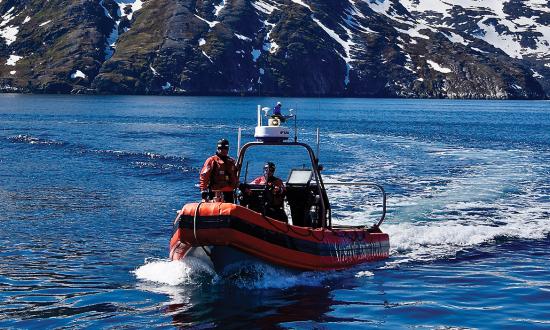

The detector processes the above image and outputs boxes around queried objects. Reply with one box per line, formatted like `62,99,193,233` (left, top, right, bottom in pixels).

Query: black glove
201,191,208,200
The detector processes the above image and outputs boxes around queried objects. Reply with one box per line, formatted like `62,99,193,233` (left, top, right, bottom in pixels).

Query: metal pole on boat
237,127,242,158
316,128,320,159
257,104,261,127
294,108,298,142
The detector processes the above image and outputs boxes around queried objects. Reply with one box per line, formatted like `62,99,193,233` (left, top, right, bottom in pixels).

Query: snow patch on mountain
122,0,143,20
441,31,468,46
290,0,312,11
311,15,355,85
345,3,377,34
396,25,430,40
528,0,550,13
399,0,451,16
365,0,393,16
5,54,22,66
251,0,280,15
70,70,87,79
399,0,550,59
427,60,452,74
1,6,16,25
262,20,278,53
213,0,226,17
0,25,18,45
531,69,543,79
150,65,159,76
195,14,219,28
100,0,144,60
0,6,19,45
202,50,214,63
477,19,525,59
471,47,488,54
235,33,251,41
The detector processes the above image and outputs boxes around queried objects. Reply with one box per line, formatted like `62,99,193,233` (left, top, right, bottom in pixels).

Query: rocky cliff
1,0,548,98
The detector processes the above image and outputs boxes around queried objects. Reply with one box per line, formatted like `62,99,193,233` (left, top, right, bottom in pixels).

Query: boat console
285,169,319,227
237,183,269,215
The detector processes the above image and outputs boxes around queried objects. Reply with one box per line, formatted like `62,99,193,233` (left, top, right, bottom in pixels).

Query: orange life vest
199,154,237,192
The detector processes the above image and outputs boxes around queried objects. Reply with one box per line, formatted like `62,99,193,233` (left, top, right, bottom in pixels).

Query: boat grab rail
323,182,387,228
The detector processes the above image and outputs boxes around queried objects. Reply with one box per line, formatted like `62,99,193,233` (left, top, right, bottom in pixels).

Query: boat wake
324,132,550,266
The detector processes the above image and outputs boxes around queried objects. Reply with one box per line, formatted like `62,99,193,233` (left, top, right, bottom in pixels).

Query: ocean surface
1,94,549,329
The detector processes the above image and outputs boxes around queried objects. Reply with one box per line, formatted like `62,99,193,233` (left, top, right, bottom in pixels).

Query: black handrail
323,182,387,228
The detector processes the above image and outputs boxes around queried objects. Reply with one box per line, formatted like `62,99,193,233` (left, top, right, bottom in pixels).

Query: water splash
133,258,217,286
355,270,375,278
133,258,338,289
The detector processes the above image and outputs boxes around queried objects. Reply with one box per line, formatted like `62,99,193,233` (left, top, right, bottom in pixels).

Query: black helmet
217,139,229,149
264,161,276,172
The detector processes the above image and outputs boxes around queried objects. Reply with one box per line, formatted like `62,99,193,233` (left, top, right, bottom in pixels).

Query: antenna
237,127,242,158
294,107,298,142
257,105,261,127
316,127,320,158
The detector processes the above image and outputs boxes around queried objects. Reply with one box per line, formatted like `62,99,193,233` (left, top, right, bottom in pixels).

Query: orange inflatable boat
169,105,390,272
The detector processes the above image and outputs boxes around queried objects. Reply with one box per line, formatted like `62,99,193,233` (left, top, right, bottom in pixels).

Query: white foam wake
323,132,550,265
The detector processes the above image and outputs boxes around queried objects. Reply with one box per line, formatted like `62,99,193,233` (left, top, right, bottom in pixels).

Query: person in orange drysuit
249,162,288,222
199,139,238,203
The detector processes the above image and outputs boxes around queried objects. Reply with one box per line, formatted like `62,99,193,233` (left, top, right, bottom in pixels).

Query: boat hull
169,202,390,271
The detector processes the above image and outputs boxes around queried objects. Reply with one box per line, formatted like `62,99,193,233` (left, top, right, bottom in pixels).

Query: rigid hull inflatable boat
170,106,390,272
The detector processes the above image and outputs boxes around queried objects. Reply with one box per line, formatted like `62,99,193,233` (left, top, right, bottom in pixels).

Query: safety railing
324,182,387,228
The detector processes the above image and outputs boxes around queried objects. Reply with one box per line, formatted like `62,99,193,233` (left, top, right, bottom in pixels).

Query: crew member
250,162,288,222
199,139,238,203
273,102,282,116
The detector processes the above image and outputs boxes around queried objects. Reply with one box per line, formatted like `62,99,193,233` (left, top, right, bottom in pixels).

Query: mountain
1,0,548,98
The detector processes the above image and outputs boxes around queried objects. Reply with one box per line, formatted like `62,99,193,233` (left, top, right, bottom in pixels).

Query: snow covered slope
400,0,550,60
0,0,548,98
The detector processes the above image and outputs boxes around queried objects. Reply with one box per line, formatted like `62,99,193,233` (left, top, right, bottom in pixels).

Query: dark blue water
1,94,549,328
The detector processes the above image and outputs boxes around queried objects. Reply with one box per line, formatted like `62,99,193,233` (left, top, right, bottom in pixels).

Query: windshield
238,144,315,184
